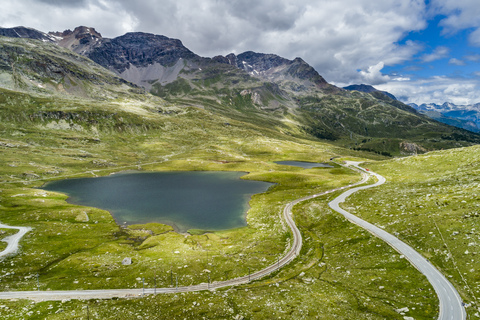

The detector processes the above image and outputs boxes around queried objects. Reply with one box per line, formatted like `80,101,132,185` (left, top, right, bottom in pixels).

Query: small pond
275,161,334,169
41,171,273,233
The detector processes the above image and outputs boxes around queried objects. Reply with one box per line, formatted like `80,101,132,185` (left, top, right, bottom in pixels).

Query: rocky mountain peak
50,26,102,39
215,51,329,88
50,26,103,55
86,32,199,74
0,26,55,42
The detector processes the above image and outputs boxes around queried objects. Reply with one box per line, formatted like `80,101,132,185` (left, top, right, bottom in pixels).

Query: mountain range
409,102,480,133
1,25,480,156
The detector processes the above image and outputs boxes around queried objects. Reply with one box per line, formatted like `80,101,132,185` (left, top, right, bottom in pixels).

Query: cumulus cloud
421,46,450,62
35,0,87,7
377,76,480,105
357,62,390,85
465,54,480,61
0,0,137,36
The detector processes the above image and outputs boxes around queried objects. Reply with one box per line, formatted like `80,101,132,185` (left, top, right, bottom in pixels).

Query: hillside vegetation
346,146,480,319
0,33,478,319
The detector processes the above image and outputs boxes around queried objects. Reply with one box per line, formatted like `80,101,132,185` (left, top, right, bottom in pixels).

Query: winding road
0,163,467,320
0,223,31,259
329,162,465,320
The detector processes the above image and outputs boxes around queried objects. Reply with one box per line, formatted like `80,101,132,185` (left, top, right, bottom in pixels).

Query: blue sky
2,0,480,105
378,11,480,104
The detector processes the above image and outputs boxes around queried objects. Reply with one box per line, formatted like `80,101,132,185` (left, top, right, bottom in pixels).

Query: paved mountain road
0,223,31,259
0,162,467,320
329,161,465,320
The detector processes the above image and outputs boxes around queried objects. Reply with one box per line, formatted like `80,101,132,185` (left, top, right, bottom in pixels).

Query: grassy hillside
0,37,141,100
151,62,480,157
0,79,442,318
0,100,440,319
345,145,480,319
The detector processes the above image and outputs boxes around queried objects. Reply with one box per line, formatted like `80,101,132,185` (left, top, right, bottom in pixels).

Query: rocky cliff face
85,32,199,74
1,26,332,91
214,51,330,89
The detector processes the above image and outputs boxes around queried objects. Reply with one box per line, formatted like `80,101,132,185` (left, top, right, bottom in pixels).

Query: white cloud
449,58,466,65
465,54,480,61
0,0,137,36
357,62,390,85
421,46,450,62
431,0,480,46
377,76,480,105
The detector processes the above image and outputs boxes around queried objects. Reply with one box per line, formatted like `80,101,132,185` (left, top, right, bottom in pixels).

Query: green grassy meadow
345,145,480,319
0,84,470,319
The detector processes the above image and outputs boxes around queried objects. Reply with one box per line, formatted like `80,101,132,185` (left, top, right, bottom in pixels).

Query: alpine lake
41,161,331,233
41,171,273,233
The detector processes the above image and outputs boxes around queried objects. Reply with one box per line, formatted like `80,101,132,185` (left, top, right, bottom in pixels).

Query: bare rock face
219,51,330,88
49,26,104,55
400,141,427,155
85,32,199,74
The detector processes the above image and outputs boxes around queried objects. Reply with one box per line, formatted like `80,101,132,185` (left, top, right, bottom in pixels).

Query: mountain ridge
343,84,397,100
1,25,480,156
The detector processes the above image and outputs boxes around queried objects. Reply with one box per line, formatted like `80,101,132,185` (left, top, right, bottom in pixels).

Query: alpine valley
1,26,480,319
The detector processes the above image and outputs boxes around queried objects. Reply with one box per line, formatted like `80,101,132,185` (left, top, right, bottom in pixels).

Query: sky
2,0,480,105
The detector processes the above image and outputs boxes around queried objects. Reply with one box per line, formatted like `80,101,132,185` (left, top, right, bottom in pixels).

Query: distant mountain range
409,102,480,133
343,83,480,133
1,25,480,155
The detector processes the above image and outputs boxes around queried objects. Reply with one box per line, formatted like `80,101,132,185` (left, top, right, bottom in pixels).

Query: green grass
0,98,442,319
343,145,480,319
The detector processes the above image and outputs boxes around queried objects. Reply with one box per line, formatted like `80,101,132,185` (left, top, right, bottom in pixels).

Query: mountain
0,26,56,42
1,26,480,156
409,102,480,133
343,84,397,100
0,35,138,99
48,26,103,55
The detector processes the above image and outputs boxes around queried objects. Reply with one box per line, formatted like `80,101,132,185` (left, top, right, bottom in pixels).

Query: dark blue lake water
275,161,334,169
41,171,272,233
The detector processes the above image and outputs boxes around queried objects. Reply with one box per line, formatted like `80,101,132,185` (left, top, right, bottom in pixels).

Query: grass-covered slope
345,146,480,319
150,59,480,156
3,32,480,157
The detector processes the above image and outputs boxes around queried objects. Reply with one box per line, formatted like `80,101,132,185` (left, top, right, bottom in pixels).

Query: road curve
329,162,466,320
0,223,31,259
0,166,369,301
